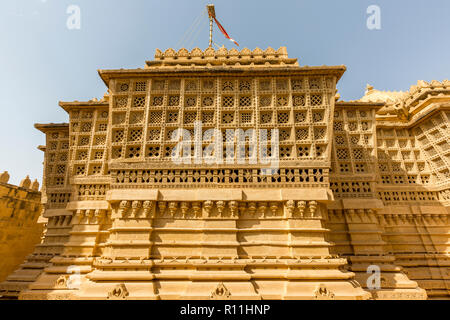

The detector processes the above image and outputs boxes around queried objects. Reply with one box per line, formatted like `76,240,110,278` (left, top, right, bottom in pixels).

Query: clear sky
1,0,449,185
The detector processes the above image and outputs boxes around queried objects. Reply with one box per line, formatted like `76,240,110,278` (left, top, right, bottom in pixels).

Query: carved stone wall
332,81,450,299
0,126,71,299
1,47,448,299
0,172,43,289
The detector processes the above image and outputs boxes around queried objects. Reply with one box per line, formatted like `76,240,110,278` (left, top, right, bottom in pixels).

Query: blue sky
1,0,449,185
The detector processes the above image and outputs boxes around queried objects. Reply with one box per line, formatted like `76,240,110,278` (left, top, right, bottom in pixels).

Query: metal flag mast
206,4,239,48
207,4,215,47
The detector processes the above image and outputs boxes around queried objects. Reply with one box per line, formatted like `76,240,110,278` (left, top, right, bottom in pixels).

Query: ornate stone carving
131,201,142,217
203,200,213,215
216,201,225,215
19,176,31,189
309,201,318,217
158,201,166,215
210,282,231,300
168,202,178,215
94,209,106,223
86,209,95,221
31,179,40,191
229,201,238,217
0,171,10,184
180,202,190,215
269,202,279,215
119,200,130,218
257,202,267,216
192,202,202,216
143,201,154,218
107,283,129,300
238,202,247,215
286,200,295,217
297,201,306,217
314,284,335,300
54,275,69,289
247,202,257,215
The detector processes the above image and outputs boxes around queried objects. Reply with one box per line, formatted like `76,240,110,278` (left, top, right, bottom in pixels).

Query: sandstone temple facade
0,47,448,300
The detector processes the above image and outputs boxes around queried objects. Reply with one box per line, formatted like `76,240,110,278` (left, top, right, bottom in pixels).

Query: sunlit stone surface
1,47,449,300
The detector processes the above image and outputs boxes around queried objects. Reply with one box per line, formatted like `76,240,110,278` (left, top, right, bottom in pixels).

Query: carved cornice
149,47,295,67
34,123,69,134
58,99,109,113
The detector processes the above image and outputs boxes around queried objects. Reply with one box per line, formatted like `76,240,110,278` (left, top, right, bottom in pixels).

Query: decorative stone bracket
74,209,108,224
109,200,329,219
107,283,129,300
210,282,231,300
118,200,155,218
314,283,335,300
285,200,321,218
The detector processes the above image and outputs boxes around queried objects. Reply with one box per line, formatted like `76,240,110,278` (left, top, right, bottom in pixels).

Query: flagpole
209,17,213,47
207,4,215,48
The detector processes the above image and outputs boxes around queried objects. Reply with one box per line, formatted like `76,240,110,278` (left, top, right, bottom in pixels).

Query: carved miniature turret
0,171,10,184
0,171,43,291
31,179,40,192
19,175,31,189
365,83,374,94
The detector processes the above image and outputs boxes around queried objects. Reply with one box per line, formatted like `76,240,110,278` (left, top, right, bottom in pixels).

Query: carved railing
330,181,374,198
76,184,109,201
377,190,439,204
111,168,328,188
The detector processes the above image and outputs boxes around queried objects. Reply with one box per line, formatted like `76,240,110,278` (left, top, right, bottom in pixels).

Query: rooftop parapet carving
147,47,299,68
31,180,40,192
0,172,44,285
361,80,450,104
0,171,10,184
352,80,450,123
19,176,31,189
0,172,39,191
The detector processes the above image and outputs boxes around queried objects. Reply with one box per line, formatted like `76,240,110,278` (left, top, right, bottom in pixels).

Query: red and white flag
213,17,239,46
